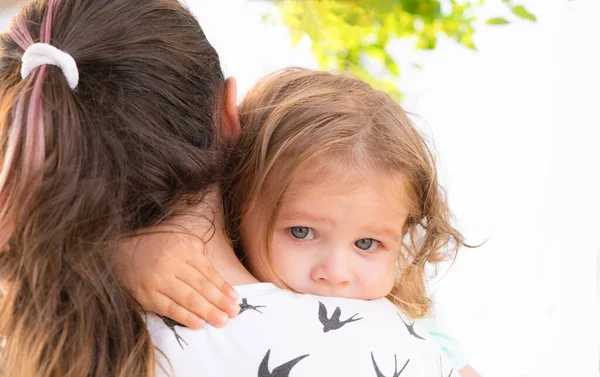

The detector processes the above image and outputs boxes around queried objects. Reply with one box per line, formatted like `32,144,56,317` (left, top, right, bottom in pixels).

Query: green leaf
289,28,305,47
458,31,477,50
486,17,510,25
364,45,386,60
359,0,395,14
384,55,400,76
400,0,420,15
512,5,537,22
416,36,437,50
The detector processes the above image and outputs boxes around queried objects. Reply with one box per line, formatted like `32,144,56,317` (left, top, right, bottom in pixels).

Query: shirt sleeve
416,316,469,370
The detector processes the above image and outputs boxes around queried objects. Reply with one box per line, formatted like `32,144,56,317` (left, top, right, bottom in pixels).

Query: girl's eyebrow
278,210,336,226
359,225,403,242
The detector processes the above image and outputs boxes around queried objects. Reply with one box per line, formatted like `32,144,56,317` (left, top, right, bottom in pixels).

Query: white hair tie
21,43,78,90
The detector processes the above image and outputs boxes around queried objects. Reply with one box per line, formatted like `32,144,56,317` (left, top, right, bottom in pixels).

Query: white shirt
148,283,457,377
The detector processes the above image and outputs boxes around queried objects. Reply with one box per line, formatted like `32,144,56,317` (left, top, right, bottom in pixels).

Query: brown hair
0,0,226,376
225,68,467,318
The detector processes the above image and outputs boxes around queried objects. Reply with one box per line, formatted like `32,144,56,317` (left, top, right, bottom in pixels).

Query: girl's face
241,159,410,300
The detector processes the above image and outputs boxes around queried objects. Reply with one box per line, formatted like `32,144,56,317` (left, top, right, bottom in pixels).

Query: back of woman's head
0,0,225,376
226,68,466,318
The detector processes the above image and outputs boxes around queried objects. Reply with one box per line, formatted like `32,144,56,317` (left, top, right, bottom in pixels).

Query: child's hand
116,227,240,329
458,366,483,377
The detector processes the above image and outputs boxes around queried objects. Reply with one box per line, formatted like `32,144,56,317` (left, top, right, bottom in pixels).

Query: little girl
125,67,466,323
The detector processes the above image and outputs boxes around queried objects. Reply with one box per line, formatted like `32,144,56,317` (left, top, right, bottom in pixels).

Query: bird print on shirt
318,301,363,333
239,298,266,314
258,349,309,377
159,315,188,349
397,313,425,340
437,354,454,377
371,352,410,377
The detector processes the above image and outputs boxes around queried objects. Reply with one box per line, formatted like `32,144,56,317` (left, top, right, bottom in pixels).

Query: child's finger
162,279,230,328
187,253,238,301
177,264,240,318
152,291,206,330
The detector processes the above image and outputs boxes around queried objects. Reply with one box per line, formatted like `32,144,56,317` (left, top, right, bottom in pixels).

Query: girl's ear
221,77,241,145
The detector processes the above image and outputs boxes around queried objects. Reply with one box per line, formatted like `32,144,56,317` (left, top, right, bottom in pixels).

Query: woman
0,0,454,376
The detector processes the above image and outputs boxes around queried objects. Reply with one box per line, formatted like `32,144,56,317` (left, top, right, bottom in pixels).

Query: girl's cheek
272,230,291,254
271,231,297,268
368,254,399,296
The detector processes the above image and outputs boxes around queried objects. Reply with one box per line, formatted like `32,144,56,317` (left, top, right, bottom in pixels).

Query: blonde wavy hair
224,68,467,318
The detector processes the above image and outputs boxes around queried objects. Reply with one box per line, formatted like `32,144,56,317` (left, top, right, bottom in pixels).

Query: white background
1,1,599,376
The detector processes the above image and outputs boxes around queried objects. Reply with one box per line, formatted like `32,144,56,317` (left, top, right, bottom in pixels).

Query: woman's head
0,0,230,375
225,68,465,317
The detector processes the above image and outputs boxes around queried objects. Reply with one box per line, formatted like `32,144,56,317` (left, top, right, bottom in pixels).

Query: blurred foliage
269,0,536,99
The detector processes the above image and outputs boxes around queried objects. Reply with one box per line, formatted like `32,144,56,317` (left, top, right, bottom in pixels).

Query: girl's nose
310,249,352,287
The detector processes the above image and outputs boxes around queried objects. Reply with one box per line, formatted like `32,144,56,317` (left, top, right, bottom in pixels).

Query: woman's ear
221,77,241,144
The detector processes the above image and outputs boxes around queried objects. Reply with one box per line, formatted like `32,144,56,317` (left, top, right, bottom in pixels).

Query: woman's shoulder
233,283,401,311
232,283,409,328
148,285,456,377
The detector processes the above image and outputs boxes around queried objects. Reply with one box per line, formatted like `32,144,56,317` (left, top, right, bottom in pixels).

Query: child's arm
115,225,240,329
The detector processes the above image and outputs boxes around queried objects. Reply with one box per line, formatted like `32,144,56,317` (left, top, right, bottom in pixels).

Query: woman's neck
179,190,258,286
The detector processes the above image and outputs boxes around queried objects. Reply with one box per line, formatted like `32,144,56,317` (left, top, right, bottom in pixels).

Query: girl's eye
354,238,379,251
289,226,314,240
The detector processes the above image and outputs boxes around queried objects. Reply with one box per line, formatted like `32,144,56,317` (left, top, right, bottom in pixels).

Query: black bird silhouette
160,315,188,349
397,313,425,340
258,349,309,377
239,298,266,314
371,352,410,377
318,301,363,333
